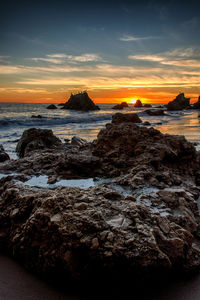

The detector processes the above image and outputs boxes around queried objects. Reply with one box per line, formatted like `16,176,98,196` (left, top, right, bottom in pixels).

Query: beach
1,102,200,299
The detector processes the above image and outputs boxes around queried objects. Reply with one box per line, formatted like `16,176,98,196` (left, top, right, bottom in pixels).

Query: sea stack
112,102,129,110
167,93,190,111
193,96,200,109
134,100,143,107
62,91,100,111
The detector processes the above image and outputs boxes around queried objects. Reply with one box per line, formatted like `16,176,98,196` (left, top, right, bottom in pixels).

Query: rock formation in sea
193,96,200,109
167,93,190,111
0,145,10,162
1,113,200,282
143,104,152,108
134,100,143,107
111,112,142,124
46,104,57,109
62,91,100,111
144,109,165,116
112,102,129,110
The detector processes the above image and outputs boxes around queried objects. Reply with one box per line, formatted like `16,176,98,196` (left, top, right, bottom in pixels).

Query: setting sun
130,99,137,104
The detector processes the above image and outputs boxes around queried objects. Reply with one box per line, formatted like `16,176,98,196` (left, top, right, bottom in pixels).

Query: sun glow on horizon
129,99,137,104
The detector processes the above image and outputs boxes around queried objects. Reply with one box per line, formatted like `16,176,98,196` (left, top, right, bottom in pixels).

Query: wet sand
1,254,200,300
0,255,82,300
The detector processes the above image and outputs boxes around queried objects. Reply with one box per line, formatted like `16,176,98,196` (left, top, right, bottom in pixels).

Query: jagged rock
1,119,200,281
16,128,62,158
111,113,142,124
0,145,10,162
143,104,152,108
71,136,88,147
134,100,143,107
193,96,200,109
62,92,100,111
144,109,165,116
46,104,57,109
167,93,190,111
112,102,129,110
0,178,200,281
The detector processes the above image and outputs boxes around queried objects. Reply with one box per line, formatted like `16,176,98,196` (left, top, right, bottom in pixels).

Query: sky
0,0,200,103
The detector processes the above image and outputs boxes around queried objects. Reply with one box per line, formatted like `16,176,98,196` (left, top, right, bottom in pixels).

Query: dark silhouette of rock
112,113,142,124
0,145,10,162
46,104,57,109
62,91,100,111
134,100,143,107
112,102,129,110
167,93,190,111
144,109,165,116
31,115,43,119
143,104,152,108
143,121,151,126
16,128,62,158
193,96,200,109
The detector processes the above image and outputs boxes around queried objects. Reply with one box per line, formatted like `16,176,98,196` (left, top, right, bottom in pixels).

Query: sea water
0,102,200,159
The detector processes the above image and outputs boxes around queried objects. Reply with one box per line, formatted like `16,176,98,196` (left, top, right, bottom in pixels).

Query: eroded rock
167,93,190,111
62,92,100,111
16,128,62,158
0,145,10,162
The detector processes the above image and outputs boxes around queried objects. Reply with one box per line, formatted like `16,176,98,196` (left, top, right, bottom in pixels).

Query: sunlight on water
1,103,200,158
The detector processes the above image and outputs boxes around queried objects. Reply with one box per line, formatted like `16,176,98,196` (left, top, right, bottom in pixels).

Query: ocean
0,102,200,159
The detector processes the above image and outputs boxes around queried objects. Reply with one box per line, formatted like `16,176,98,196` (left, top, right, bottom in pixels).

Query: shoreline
1,112,200,297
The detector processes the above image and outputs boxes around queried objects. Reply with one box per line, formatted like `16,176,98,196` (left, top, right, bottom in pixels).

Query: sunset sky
0,0,200,103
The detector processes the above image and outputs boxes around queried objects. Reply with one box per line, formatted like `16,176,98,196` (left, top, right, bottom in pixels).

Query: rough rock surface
0,145,10,162
111,113,142,124
16,128,62,158
193,96,200,109
145,109,165,116
62,92,100,111
112,102,129,110
134,100,143,107
46,104,57,109
167,93,190,111
1,114,200,281
0,175,200,281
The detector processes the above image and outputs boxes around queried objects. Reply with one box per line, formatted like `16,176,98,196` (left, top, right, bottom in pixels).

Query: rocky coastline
1,112,200,284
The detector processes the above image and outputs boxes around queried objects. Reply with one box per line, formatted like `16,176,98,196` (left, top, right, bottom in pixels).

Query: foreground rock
112,102,128,110
0,145,10,162
46,104,57,109
0,175,200,281
1,114,200,281
62,92,100,111
134,100,143,107
16,128,62,158
167,93,190,111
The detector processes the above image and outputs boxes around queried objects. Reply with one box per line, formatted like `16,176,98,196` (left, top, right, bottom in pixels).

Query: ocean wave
0,114,112,128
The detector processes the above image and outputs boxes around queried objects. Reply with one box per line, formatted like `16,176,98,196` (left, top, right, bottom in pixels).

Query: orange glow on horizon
0,90,199,104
